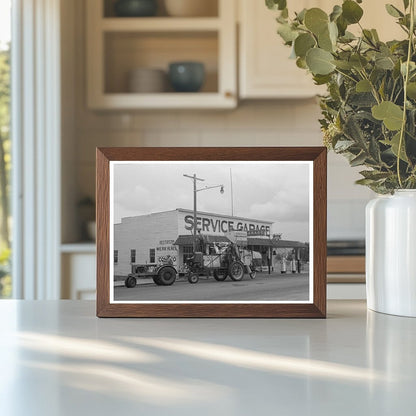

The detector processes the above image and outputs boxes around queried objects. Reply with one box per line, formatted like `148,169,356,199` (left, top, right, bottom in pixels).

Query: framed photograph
96,147,327,318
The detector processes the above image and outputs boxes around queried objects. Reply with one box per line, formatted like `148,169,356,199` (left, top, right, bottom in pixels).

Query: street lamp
183,174,224,251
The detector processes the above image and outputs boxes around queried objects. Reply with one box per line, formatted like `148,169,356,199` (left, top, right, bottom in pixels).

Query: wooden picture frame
96,147,327,318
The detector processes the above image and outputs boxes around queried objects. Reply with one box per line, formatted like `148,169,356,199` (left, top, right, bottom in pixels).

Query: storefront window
130,249,136,264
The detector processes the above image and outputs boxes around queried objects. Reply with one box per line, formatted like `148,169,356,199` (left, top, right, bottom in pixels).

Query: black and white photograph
110,161,313,303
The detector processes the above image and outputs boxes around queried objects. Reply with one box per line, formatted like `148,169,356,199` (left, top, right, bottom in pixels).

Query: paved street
114,272,310,302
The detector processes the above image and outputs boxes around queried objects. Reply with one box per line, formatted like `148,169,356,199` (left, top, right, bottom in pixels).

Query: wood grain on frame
96,147,327,318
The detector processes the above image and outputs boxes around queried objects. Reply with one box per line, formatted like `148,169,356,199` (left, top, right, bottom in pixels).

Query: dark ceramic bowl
168,62,205,93
114,0,157,17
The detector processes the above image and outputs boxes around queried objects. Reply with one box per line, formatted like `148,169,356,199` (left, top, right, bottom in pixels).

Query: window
183,246,193,264
130,249,136,264
149,248,155,263
0,0,11,298
114,250,118,264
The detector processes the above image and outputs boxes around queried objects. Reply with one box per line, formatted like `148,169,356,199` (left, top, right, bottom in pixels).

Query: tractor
124,257,177,288
184,241,255,284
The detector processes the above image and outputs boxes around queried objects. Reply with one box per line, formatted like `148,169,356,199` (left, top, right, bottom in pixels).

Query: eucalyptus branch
397,0,415,188
390,79,398,101
393,85,404,103
268,0,416,192
334,68,358,84
359,69,381,104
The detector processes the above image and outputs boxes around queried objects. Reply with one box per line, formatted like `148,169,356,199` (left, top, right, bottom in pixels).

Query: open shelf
101,17,221,32
61,243,96,254
91,93,234,109
104,31,218,94
87,0,236,109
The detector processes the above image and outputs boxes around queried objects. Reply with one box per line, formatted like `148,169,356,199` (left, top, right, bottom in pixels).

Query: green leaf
304,8,329,35
378,78,386,100
371,29,380,42
381,132,409,162
385,4,404,18
328,21,338,44
333,60,353,70
375,55,395,70
313,74,332,85
296,57,308,69
401,61,416,76
294,33,316,58
334,140,355,152
276,14,287,24
344,114,367,147
407,82,416,99
350,54,368,70
350,151,367,167
355,178,377,186
318,27,334,52
266,0,287,11
277,23,298,43
339,31,356,43
306,48,335,75
372,101,404,131
296,8,307,23
336,15,348,36
369,136,382,163
348,92,377,107
363,29,376,46
342,0,364,24
356,79,372,92
330,5,342,22
360,170,391,181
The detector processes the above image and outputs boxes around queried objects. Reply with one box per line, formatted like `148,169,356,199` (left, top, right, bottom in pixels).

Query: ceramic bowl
128,68,167,93
168,62,205,92
114,0,158,17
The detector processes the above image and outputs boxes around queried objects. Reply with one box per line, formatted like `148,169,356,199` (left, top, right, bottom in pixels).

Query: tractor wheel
188,274,199,284
125,276,137,288
229,261,244,281
157,266,176,286
152,277,163,286
213,270,227,282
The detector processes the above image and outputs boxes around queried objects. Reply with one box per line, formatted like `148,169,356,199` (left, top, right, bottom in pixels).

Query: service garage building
114,208,308,278
114,208,275,277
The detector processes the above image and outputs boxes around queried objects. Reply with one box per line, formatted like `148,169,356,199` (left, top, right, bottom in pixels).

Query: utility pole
230,168,234,217
183,174,204,251
184,173,224,252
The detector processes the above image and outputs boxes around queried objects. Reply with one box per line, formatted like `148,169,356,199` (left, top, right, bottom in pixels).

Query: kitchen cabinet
238,0,404,99
239,0,325,99
86,0,237,109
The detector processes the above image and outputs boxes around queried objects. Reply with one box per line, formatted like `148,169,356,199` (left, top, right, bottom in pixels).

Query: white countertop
0,300,415,415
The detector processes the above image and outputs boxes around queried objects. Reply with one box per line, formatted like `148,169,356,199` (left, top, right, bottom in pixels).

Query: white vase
366,190,416,317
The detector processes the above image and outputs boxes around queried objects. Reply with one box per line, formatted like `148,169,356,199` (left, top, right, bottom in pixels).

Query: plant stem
397,0,415,188
334,68,358,84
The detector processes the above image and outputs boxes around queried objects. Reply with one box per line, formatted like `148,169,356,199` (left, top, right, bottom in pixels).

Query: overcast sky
113,162,311,242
